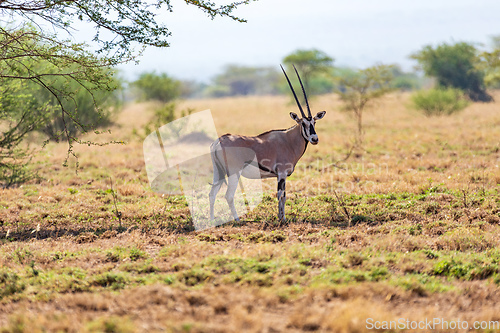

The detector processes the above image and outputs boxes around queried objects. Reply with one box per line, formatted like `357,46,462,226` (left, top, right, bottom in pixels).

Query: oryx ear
290,112,301,122
314,111,326,120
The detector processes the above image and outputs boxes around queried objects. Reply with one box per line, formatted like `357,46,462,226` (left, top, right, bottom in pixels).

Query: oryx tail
209,139,227,186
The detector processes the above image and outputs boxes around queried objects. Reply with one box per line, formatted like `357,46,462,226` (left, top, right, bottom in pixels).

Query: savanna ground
1,93,500,332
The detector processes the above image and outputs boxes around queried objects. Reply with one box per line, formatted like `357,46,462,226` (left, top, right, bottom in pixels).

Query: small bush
0,270,25,299
92,272,127,289
411,88,470,116
143,102,175,136
129,248,148,261
131,71,181,102
181,268,213,286
142,103,194,137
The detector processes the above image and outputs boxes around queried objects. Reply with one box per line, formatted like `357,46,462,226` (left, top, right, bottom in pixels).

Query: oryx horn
293,65,312,118
280,64,306,118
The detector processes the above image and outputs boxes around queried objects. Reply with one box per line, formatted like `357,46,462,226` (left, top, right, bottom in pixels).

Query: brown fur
217,124,308,178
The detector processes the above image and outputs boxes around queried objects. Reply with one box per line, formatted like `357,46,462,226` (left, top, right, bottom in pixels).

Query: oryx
209,65,326,222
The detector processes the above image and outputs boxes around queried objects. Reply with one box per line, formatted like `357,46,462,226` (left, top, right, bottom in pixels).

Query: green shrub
92,272,127,289
38,73,123,140
131,71,181,102
411,88,470,116
0,269,26,299
143,102,175,136
5,65,123,141
142,103,194,137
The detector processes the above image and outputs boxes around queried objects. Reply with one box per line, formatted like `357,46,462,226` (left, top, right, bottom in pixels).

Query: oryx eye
302,123,308,133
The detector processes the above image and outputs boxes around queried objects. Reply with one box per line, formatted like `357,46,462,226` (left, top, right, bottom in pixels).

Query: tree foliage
209,65,280,97
0,0,254,58
411,42,492,102
0,79,48,187
478,35,500,89
39,72,122,140
338,64,395,149
282,49,334,94
0,0,254,139
0,27,122,184
0,0,253,185
131,72,181,103
389,66,423,91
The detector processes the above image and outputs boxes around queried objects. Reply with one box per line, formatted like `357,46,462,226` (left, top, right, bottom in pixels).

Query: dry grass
178,92,500,196
1,92,500,332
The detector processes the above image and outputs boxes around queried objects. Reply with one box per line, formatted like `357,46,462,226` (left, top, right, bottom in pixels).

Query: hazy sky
109,0,500,82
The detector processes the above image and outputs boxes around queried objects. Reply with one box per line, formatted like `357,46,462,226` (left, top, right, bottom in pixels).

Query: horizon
69,0,500,83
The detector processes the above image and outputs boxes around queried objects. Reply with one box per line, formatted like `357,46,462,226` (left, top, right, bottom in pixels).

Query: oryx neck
285,124,308,160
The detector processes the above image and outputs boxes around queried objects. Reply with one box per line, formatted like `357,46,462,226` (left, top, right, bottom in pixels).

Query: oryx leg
209,144,225,221
209,181,223,221
277,173,287,222
225,172,241,222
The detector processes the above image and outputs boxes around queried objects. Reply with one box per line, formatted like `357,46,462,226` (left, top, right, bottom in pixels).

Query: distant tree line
129,40,500,158
132,49,423,100
132,38,500,101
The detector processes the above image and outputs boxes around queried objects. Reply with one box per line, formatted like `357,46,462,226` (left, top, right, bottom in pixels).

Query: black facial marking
309,123,316,135
299,122,309,143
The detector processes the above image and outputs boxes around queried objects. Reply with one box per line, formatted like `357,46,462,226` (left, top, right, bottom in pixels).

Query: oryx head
281,64,326,145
